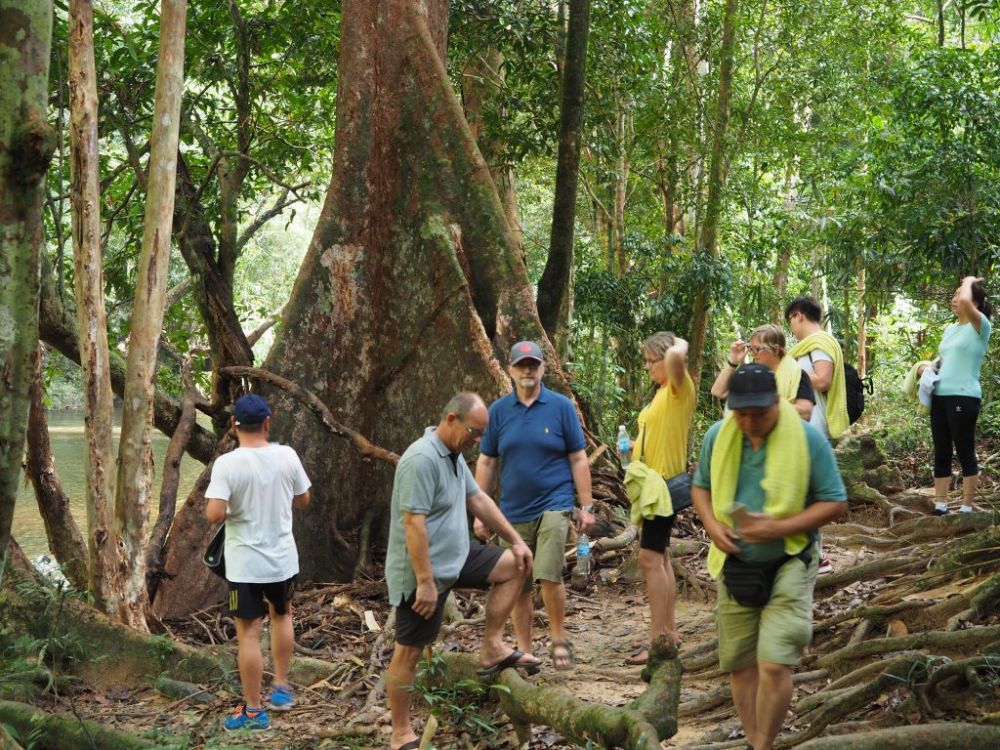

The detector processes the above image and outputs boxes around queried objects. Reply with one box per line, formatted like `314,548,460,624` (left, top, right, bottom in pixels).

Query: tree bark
0,0,56,564
797,723,1000,750
536,0,591,337
251,0,569,582
687,0,740,388
68,0,118,605
25,347,89,591
112,0,187,630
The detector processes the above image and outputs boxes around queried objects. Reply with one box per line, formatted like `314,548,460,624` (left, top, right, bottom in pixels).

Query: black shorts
395,541,504,647
639,514,676,553
228,576,297,620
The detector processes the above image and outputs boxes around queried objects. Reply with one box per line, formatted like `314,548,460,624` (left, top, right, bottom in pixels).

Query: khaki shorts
716,549,818,672
501,510,571,585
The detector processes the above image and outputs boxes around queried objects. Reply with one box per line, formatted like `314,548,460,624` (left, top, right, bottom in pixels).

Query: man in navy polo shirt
475,340,594,669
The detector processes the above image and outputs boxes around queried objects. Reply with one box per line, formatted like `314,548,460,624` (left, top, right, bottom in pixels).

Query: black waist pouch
722,547,812,607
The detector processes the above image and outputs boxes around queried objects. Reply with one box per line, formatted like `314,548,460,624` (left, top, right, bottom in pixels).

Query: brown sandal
549,640,575,670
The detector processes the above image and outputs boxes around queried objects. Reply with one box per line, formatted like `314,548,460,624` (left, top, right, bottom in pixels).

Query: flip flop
549,640,575,670
476,649,541,678
390,741,420,750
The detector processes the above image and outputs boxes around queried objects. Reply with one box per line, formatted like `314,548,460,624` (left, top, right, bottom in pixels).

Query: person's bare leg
961,473,979,511
729,664,759,749
639,548,669,645
268,604,294,688
235,617,264,708
539,579,570,666
480,550,537,666
511,586,535,654
755,661,794,750
662,553,680,645
386,643,423,750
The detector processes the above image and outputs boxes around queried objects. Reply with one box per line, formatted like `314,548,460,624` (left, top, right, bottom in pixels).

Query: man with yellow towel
691,365,847,750
785,295,848,574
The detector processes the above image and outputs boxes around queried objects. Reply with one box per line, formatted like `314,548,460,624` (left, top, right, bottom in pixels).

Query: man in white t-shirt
206,394,311,732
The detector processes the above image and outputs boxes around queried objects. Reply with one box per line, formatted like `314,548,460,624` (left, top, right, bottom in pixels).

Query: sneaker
817,557,834,575
267,684,296,711
932,507,950,516
223,704,271,731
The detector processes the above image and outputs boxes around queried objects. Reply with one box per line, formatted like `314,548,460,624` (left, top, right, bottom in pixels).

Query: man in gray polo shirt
385,392,537,750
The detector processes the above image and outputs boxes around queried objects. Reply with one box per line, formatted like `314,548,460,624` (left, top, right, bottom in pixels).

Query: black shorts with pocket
228,576,297,620
395,541,504,647
639,514,676,553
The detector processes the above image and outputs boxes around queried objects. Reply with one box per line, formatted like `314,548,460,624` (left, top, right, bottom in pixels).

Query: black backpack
844,363,873,424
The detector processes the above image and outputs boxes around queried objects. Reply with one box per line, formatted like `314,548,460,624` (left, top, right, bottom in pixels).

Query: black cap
727,364,778,410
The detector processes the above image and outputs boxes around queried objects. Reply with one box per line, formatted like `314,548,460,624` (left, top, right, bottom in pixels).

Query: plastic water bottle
616,425,631,467
576,533,591,577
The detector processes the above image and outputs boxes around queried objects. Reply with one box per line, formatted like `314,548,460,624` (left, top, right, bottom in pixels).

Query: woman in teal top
931,276,992,515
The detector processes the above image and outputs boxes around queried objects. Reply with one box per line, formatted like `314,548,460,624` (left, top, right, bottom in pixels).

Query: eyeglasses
462,421,485,438
748,345,770,354
643,356,662,365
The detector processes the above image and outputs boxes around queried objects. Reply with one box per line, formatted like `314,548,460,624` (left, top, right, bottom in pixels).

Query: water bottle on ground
616,425,631,468
575,533,591,577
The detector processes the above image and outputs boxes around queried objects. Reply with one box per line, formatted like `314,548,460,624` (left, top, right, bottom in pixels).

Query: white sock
934,501,949,512
959,504,973,513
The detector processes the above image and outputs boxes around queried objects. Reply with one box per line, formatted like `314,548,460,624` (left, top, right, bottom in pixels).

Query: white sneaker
817,557,834,575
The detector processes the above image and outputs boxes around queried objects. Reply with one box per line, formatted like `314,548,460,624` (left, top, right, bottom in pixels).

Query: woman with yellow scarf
711,324,815,421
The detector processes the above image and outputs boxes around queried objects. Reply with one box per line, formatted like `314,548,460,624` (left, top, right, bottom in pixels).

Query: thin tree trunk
687,0,740,387
612,106,630,275
26,347,89,591
68,0,117,604
0,0,56,564
536,0,591,336
856,260,867,377
112,0,187,630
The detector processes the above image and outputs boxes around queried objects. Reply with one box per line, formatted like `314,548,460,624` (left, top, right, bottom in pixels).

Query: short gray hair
643,331,677,360
441,392,484,421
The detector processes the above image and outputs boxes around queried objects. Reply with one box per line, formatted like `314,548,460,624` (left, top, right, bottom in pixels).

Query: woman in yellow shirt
625,331,696,666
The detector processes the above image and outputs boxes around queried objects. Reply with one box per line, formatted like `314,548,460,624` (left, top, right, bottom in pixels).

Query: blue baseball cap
233,394,272,425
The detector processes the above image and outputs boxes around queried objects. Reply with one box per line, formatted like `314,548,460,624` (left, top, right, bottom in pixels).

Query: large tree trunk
686,0,739,388
26,347,89,591
260,0,566,581
536,0,590,338
0,0,56,565
68,0,118,603
111,0,187,629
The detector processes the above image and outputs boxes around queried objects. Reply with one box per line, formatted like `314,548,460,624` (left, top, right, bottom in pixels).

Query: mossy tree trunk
0,0,56,569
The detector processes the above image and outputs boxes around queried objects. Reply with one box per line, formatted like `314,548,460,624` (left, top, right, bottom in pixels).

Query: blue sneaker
223,704,271,731
267,684,296,711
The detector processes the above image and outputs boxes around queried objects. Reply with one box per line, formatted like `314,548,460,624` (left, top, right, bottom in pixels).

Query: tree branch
218,366,399,465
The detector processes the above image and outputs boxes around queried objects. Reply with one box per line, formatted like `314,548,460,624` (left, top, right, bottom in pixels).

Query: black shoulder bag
722,546,812,608
203,525,226,579
637,427,693,513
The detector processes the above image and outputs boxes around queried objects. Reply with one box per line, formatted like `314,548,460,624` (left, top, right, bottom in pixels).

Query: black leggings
931,395,981,478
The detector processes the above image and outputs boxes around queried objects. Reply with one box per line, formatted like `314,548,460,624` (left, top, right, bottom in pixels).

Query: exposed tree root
0,699,160,749
814,556,924,593
815,624,1000,670
795,722,1000,749
432,639,682,749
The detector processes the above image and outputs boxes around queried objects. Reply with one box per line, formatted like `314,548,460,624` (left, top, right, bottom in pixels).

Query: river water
11,411,204,559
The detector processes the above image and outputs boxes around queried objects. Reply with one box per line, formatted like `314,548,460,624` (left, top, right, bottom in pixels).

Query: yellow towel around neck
774,354,803,405
705,400,811,579
787,331,849,438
